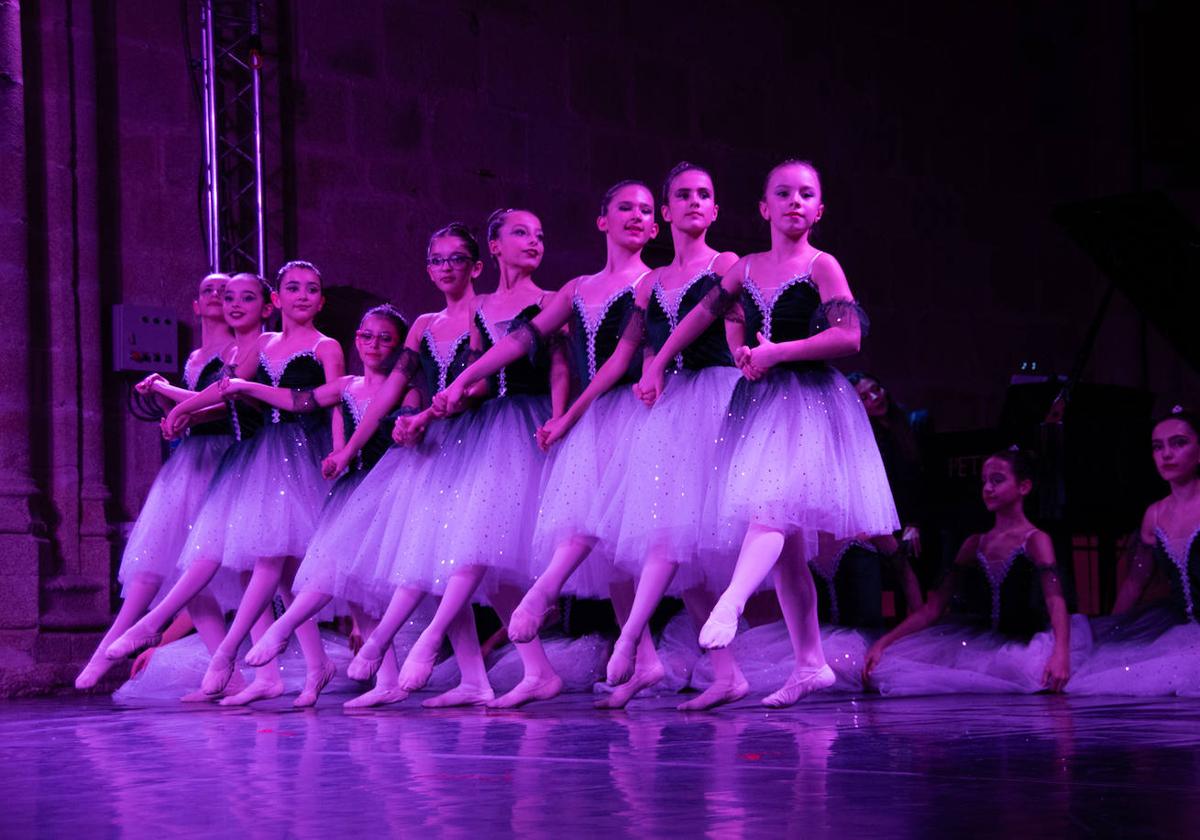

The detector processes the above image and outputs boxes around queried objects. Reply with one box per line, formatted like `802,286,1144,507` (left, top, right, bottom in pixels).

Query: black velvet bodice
187,355,234,438
418,330,472,397
954,548,1050,640
253,351,327,431
477,303,549,397
568,286,640,386
340,389,395,472
1153,528,1200,624
741,274,823,373
646,273,733,371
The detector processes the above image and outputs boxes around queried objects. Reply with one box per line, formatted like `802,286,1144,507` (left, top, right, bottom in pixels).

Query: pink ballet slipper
105,625,162,661
761,664,835,708
293,658,337,708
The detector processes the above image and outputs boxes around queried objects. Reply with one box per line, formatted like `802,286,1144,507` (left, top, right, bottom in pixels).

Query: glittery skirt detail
119,434,234,598
869,615,1093,695
531,387,644,599
215,421,332,571
434,395,552,595
1066,605,1200,696
289,467,369,619
711,366,899,559
592,367,743,593
334,423,453,615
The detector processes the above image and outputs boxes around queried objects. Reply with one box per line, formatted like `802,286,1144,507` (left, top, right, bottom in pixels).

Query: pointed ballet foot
182,671,246,703
397,653,436,693
219,676,285,707
507,589,555,644
677,677,751,711
762,664,836,708
346,642,385,682
244,631,289,667
487,674,564,709
201,653,237,696
105,624,162,661
294,658,337,708
75,657,116,690
697,600,741,650
343,685,411,710
422,682,495,708
605,636,637,687
594,662,665,710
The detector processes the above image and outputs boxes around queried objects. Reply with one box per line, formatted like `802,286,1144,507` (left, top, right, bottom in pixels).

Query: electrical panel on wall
112,304,179,374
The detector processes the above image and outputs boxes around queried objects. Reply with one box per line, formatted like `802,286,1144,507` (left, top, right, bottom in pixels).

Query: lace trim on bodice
974,530,1037,631
259,348,319,424
1154,526,1199,622
476,308,509,398
572,283,634,381
653,268,712,371
809,539,875,625
422,329,470,393
742,273,817,341
342,386,371,470
184,352,221,391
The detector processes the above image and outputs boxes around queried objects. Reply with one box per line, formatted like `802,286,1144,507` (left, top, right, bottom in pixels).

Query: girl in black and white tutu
862,448,1086,695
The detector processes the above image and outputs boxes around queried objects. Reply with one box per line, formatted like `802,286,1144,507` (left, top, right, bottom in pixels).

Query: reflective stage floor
3,693,1199,837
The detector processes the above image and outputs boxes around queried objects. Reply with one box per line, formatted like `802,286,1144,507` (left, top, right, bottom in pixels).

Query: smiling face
662,168,718,235
598,183,658,248
273,267,324,324
223,277,272,330
759,162,824,237
1151,418,1200,484
489,210,545,272
426,235,483,296
194,274,228,319
980,456,1031,512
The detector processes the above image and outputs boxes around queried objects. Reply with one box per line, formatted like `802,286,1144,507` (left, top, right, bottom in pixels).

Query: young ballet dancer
357,208,575,709
862,448,1082,694
637,159,898,707
583,162,751,710
75,273,235,690
435,180,665,708
1068,408,1200,695
107,263,344,707
310,223,494,708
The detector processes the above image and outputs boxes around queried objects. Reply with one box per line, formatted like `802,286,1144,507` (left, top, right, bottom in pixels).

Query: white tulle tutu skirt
593,367,742,594
335,424,454,615
868,615,1093,696
531,387,644,599
119,433,233,597
1066,606,1200,696
711,365,899,558
215,420,331,570
433,394,551,594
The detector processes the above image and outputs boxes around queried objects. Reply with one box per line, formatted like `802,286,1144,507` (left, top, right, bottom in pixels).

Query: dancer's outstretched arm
221,374,354,412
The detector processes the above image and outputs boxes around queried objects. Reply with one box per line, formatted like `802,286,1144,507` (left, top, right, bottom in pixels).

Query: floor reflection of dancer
639,159,898,706
863,448,1078,694
589,162,750,711
109,265,343,707
219,304,409,704
76,273,234,690
322,224,490,708
1068,407,1200,696
373,209,571,709
437,181,662,708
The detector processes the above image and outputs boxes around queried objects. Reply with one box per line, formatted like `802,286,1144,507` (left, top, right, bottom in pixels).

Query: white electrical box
112,304,180,374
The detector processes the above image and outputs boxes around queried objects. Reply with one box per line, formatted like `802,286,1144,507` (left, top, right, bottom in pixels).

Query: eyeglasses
355,330,398,346
426,254,474,268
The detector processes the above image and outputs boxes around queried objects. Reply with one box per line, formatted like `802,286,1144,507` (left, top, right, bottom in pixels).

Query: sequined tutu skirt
119,433,233,596
216,419,332,571
1066,605,1200,696
531,386,644,599
711,365,899,559
593,367,742,593
868,615,1093,696
431,394,552,594
335,423,453,614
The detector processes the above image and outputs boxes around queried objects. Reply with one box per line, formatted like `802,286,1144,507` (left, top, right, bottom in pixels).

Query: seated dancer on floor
1068,407,1200,696
637,159,898,707
76,273,237,691
436,180,664,709
216,304,409,705
108,264,344,708
863,448,1087,695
